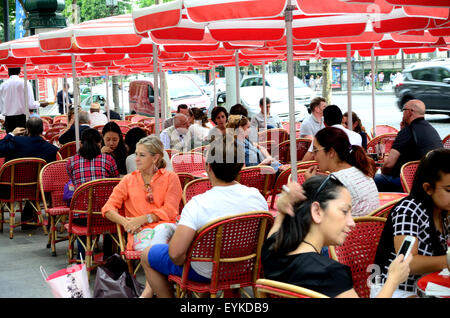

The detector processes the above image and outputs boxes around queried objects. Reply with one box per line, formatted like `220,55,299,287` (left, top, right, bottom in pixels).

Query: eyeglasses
311,173,339,202
312,147,325,153
402,107,413,112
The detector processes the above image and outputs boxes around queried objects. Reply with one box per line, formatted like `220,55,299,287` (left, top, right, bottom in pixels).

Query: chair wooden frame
255,279,329,298
182,178,212,206
236,166,276,198
168,211,274,298
329,216,387,298
257,128,289,144
39,160,70,256
366,133,398,160
0,157,47,239
443,134,450,149
278,138,312,164
57,141,78,160
367,198,402,218
66,178,122,279
400,160,420,193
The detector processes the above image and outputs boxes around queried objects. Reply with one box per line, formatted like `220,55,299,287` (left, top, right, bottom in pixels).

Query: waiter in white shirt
0,67,38,133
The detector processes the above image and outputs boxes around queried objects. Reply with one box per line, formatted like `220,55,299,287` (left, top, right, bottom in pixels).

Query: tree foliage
62,0,132,22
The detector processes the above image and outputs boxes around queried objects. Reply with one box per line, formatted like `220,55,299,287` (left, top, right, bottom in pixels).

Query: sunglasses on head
311,173,339,202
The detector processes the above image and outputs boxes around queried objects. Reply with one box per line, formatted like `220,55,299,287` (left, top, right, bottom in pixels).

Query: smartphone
397,235,416,260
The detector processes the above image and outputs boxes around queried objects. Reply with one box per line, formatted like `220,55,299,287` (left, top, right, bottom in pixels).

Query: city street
329,92,450,139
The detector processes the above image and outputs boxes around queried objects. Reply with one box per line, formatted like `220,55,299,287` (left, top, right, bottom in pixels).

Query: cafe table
416,269,450,298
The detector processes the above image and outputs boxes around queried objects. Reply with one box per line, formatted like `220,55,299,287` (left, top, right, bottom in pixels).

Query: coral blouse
102,168,182,250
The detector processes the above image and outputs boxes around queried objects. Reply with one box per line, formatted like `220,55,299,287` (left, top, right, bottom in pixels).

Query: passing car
240,73,316,107
80,93,129,115
394,59,450,115
210,90,308,123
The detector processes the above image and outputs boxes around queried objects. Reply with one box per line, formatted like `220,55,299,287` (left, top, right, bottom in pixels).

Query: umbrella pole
153,43,160,135
262,61,267,130
212,66,217,108
23,64,29,121
371,47,376,138
160,69,166,122
285,2,297,182
71,54,80,152
105,67,110,121
235,50,240,104
121,75,125,119
346,44,352,130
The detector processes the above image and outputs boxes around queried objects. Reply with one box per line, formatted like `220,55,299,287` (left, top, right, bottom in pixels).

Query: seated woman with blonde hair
102,135,182,297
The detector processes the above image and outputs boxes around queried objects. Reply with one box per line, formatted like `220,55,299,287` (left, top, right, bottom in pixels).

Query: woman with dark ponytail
261,177,412,298
306,127,379,217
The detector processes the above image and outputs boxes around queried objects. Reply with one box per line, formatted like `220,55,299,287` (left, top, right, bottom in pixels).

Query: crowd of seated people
1,95,448,300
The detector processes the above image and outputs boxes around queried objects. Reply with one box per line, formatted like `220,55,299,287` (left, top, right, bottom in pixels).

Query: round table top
416,271,450,298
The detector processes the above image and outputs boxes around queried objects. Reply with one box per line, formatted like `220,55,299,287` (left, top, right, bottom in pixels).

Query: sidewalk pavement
0,224,146,298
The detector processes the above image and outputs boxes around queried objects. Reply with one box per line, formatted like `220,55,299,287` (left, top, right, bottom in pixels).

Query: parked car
240,73,316,107
394,59,450,115
205,77,227,97
209,90,308,123
80,92,129,115
129,74,211,116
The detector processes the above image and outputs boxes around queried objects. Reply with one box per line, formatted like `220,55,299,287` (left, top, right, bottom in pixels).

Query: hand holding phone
397,235,416,260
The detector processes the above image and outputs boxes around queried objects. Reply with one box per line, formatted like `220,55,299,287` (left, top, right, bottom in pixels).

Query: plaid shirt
66,153,119,188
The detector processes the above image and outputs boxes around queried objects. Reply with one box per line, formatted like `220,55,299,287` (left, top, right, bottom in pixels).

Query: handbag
63,180,75,206
40,257,91,298
93,254,144,298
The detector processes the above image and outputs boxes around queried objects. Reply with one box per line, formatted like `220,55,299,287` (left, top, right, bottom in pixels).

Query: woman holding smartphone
262,175,412,298
374,148,450,297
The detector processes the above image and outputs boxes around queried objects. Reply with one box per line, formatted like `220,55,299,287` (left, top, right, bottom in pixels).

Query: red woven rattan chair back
191,145,210,156
400,160,419,193
278,138,312,164
366,133,397,157
44,127,64,141
236,166,276,198
40,116,53,125
255,279,329,298
368,198,402,218
0,157,47,238
182,178,212,206
171,152,206,174
57,141,78,159
68,178,121,236
289,169,328,184
131,115,151,123
329,216,387,298
93,125,105,134
257,128,289,144
443,134,450,149
51,122,68,130
268,166,292,210
118,125,130,135
40,160,70,256
165,149,179,159
177,172,195,212
168,211,274,298
53,115,68,124
258,140,276,156
370,125,398,139
112,120,131,126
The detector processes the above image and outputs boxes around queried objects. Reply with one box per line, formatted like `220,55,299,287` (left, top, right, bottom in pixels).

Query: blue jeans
374,174,403,193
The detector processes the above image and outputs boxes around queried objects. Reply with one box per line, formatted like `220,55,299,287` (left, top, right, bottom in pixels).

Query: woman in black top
262,175,412,298
101,121,128,175
374,148,450,295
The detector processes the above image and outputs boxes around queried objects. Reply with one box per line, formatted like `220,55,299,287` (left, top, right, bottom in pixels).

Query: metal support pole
212,66,217,108
285,2,297,182
262,61,267,130
346,44,352,130
71,54,80,151
105,67,110,121
371,47,376,138
153,43,160,135
121,75,125,119
24,64,29,120
235,50,240,104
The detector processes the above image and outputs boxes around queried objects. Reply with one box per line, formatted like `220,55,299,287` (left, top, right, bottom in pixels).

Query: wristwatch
146,214,154,224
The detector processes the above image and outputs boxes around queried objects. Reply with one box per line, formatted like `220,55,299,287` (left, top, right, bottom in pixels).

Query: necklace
303,240,320,254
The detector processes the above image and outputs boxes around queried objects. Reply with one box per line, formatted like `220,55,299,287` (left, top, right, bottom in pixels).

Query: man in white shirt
139,137,269,298
159,113,190,151
299,97,327,139
89,103,108,128
0,67,38,133
302,105,361,161
250,97,282,130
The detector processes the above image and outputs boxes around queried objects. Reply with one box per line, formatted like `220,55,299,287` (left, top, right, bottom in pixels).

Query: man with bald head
160,113,191,151
374,99,443,192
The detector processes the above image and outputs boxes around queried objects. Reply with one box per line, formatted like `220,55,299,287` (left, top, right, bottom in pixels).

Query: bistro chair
118,125,130,135
255,279,328,298
278,138,312,164
171,152,206,174
329,216,387,298
66,178,122,279
182,178,212,206
57,141,78,160
400,160,420,193
130,115,150,123
40,116,53,125
93,125,105,134
53,115,68,124
443,134,450,149
370,125,398,139
267,166,292,211
165,149,179,159
191,145,210,156
39,160,70,256
177,172,195,212
257,128,289,144
50,122,68,130
0,157,47,239
236,166,276,199
258,140,276,156
112,120,131,126
168,211,274,298
44,127,64,142
368,198,403,218
366,133,397,164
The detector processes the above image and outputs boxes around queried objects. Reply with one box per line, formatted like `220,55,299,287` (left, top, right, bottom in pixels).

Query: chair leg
9,202,15,239
86,235,92,281
68,234,74,263
50,215,57,256
0,203,4,233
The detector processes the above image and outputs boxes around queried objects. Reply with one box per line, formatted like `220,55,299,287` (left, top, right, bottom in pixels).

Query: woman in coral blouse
102,135,182,254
